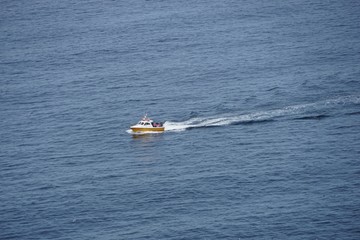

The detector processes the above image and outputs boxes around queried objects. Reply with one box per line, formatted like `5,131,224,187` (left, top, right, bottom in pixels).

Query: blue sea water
1,0,360,239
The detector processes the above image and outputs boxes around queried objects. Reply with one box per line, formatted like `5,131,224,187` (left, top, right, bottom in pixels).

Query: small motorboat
130,114,165,133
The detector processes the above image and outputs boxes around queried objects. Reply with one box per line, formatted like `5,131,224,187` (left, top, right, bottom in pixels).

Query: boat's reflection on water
130,133,164,159
131,132,164,143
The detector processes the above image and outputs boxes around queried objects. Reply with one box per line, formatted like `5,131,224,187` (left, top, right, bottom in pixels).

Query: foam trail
165,111,278,131
164,95,360,132
164,104,310,131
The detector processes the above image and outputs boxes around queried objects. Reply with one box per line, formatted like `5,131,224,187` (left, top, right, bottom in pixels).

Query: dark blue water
1,0,360,239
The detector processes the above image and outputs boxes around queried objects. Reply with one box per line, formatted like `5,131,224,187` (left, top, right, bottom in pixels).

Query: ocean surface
1,0,360,239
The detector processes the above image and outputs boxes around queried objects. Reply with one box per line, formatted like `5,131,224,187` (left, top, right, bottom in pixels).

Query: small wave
232,119,275,125
346,111,360,116
266,86,280,92
294,114,330,120
335,124,360,129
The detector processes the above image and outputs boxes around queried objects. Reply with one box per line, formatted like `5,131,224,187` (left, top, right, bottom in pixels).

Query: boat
130,114,165,133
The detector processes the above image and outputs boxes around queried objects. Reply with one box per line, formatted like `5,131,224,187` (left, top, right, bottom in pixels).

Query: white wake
164,95,360,132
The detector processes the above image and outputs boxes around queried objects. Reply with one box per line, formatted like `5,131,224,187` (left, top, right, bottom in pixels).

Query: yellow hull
131,127,165,132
